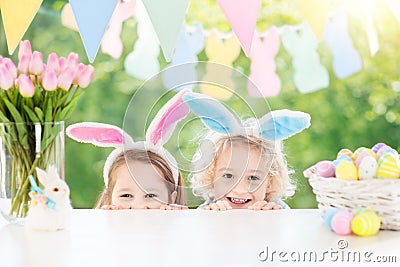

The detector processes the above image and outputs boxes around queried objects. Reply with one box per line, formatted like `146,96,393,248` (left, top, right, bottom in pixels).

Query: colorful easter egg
355,151,371,168
358,156,378,180
353,147,367,159
335,161,358,180
377,145,393,157
323,208,340,231
333,155,353,168
376,154,400,179
337,148,354,161
331,210,354,235
315,160,335,177
372,143,386,153
351,208,381,237
379,148,399,159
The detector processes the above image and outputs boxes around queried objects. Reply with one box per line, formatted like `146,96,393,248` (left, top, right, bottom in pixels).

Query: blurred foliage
1,0,399,209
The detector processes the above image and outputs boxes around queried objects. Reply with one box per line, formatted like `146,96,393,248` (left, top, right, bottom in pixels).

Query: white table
0,209,399,267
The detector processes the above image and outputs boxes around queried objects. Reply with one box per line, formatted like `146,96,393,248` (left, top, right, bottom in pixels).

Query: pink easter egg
331,210,354,236
355,150,377,167
315,160,335,177
353,147,367,160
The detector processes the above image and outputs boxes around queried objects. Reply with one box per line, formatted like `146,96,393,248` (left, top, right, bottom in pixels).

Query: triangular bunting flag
217,0,261,56
295,0,329,41
1,0,43,54
142,0,190,62
69,0,119,63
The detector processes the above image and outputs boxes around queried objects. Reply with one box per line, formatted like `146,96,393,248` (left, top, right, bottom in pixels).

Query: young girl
67,91,190,210
183,92,311,210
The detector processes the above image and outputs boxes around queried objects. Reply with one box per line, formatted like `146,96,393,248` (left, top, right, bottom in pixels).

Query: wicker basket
304,166,400,230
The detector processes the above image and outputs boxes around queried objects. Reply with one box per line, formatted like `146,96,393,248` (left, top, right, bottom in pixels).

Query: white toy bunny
25,166,72,231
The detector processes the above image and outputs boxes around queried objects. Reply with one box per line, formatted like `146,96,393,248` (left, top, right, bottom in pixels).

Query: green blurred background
1,0,399,208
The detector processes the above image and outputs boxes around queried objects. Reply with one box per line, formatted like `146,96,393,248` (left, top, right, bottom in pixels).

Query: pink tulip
58,57,67,72
47,53,60,75
18,55,31,74
76,65,94,88
41,69,58,91
18,40,32,62
58,67,74,91
17,74,35,97
29,51,44,75
2,58,17,79
67,52,79,70
73,63,85,84
0,56,3,64
0,65,14,90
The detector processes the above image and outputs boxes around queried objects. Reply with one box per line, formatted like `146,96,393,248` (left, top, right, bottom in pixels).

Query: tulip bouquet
0,40,94,219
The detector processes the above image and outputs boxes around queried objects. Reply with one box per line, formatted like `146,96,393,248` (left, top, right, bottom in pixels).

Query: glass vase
0,121,64,223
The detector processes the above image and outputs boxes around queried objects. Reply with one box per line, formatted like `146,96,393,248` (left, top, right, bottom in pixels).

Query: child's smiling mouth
226,197,251,206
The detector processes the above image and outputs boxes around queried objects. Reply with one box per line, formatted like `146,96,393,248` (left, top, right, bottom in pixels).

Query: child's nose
131,197,149,209
231,178,250,195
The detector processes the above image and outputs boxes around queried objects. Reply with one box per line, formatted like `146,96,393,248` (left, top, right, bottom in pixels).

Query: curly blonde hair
190,131,295,203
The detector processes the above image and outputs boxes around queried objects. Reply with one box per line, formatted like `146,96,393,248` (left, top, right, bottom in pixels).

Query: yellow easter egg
376,154,400,179
351,211,381,237
335,161,358,180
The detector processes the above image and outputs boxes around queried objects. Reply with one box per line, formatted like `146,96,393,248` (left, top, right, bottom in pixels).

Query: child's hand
203,200,232,211
248,201,282,211
100,204,125,210
160,204,188,210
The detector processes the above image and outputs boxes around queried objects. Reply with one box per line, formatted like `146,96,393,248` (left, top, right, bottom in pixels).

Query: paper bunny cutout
323,9,362,79
124,0,160,80
66,90,190,187
248,26,282,98
101,0,136,59
182,91,311,141
281,23,329,93
201,30,241,100
162,24,205,91
26,166,73,231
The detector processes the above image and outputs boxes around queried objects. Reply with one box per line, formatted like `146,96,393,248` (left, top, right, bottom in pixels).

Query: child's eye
222,173,234,179
249,175,261,181
120,194,133,198
145,193,157,198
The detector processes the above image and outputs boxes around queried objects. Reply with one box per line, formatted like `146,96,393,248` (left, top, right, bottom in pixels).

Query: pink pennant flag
217,0,262,56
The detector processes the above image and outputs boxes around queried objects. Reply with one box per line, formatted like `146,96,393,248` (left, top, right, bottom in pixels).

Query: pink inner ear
150,98,189,145
69,127,123,144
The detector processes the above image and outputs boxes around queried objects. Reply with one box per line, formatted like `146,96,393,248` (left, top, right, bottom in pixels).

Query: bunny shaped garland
66,90,190,188
26,166,73,231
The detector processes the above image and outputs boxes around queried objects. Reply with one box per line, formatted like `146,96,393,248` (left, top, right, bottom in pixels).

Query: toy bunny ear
146,90,190,146
258,109,311,141
66,122,133,148
182,92,241,134
36,167,50,187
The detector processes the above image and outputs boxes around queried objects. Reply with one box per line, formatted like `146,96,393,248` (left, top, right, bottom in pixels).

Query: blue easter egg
323,208,340,231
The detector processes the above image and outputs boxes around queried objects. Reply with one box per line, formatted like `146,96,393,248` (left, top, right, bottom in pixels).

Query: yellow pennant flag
296,0,329,41
1,0,43,54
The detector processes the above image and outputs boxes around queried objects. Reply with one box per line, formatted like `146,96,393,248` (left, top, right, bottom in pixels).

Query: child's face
213,141,270,209
111,161,176,209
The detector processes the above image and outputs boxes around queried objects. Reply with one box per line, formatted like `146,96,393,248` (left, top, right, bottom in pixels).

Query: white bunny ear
146,90,190,146
36,167,50,186
258,109,311,141
66,122,133,148
182,92,241,134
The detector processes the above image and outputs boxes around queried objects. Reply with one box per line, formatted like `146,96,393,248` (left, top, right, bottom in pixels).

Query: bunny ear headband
66,90,190,187
182,91,311,142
